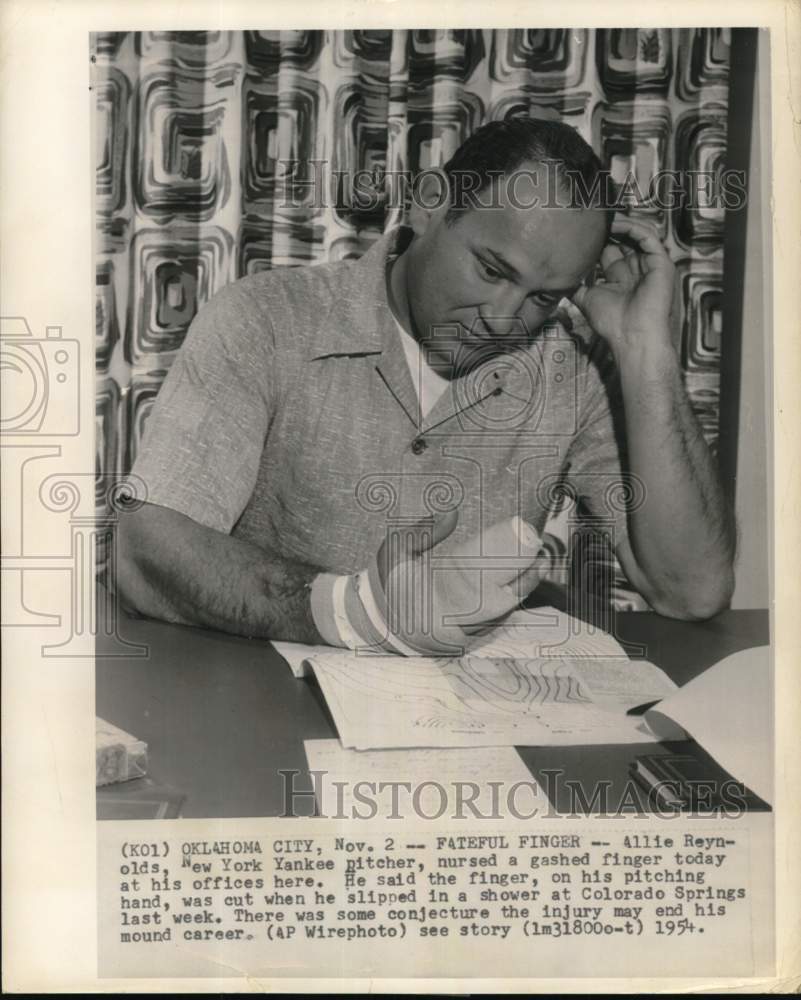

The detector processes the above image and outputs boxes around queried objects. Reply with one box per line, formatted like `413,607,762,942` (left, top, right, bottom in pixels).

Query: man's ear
408,168,451,237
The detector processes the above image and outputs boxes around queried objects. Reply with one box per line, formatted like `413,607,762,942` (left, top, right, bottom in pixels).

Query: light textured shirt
131,227,632,573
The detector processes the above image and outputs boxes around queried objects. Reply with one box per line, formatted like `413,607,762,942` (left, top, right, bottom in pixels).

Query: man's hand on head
566,217,735,621
571,216,676,360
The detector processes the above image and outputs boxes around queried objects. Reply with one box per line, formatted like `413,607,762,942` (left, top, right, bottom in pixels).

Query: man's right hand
310,511,552,656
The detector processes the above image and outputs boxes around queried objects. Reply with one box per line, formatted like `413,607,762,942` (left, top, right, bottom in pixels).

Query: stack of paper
275,613,771,811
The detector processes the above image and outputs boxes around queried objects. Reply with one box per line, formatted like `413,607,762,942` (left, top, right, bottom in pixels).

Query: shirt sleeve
563,333,633,551
129,280,277,534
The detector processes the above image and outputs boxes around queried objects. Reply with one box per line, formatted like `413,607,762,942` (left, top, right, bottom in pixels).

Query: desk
96,604,769,819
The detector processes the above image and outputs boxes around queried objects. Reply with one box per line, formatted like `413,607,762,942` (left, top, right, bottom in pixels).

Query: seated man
117,118,735,654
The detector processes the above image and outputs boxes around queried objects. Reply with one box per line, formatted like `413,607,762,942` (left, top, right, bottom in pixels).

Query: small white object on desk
96,717,147,787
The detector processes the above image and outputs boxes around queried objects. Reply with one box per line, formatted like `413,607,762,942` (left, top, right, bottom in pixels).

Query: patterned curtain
93,29,731,608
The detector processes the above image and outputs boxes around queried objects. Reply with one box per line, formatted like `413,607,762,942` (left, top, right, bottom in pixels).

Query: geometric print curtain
93,29,731,607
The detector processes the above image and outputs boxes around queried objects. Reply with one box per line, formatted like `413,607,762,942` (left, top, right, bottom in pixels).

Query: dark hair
442,118,615,228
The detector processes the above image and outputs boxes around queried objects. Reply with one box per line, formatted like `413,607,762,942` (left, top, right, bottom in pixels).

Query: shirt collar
305,227,412,361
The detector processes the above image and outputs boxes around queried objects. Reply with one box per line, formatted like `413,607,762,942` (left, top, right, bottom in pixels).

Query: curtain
93,29,731,608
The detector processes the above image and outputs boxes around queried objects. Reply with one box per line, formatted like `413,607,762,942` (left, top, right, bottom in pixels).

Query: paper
273,606,630,679
467,607,631,659
644,645,772,803
272,639,325,678
307,652,675,750
276,609,677,751
303,739,543,818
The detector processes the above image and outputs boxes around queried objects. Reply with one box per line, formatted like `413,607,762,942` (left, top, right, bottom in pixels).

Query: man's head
396,118,614,374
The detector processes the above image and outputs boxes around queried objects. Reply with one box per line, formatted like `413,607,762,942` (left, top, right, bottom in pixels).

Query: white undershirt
392,316,451,418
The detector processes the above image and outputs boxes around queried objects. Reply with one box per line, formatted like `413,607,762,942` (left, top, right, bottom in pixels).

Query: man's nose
478,290,530,337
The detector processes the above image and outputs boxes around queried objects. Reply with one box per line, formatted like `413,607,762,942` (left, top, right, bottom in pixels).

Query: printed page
308,653,675,749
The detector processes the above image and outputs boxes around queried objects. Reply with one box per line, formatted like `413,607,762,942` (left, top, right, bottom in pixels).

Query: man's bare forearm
116,503,325,643
619,339,736,617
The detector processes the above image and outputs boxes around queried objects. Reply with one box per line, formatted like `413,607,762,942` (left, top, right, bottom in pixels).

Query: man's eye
478,259,502,282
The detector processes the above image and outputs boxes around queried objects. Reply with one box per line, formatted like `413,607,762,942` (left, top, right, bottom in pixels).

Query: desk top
96,604,769,819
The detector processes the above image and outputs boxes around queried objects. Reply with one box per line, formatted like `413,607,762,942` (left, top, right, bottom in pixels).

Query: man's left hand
571,216,675,357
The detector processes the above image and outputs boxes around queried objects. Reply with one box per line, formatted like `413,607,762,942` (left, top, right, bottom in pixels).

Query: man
117,119,735,653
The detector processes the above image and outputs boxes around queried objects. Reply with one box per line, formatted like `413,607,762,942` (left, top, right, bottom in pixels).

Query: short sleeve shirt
130,227,633,572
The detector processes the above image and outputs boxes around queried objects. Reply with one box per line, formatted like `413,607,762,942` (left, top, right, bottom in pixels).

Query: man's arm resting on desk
117,504,549,653
116,502,325,644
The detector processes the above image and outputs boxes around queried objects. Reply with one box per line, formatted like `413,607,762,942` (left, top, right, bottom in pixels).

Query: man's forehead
459,193,607,282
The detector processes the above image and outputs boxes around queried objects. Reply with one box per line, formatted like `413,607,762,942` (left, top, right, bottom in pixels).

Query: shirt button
411,437,427,455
